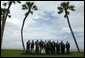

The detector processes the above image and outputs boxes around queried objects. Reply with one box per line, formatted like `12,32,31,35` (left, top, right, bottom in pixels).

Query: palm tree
1,8,8,22
57,2,80,52
1,8,11,30
21,1,37,51
1,1,21,47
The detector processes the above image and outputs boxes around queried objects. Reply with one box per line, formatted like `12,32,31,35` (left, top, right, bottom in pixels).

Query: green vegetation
1,49,84,57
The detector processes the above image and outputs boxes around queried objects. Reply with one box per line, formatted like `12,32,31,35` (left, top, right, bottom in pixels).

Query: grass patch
1,49,84,57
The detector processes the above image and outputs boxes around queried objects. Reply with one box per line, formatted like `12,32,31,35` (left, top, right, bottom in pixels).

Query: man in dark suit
66,41,70,54
26,40,30,53
31,40,34,53
60,40,65,54
35,40,39,54
55,41,60,54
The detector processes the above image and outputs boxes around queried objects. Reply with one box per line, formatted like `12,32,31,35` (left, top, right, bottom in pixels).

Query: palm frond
57,7,63,11
30,11,33,15
32,5,38,10
1,8,7,14
67,2,69,7
12,1,21,4
26,2,34,9
22,4,27,10
68,5,75,11
3,3,7,6
57,7,63,14
30,2,34,8
26,2,30,6
26,2,31,8
64,14,67,18
61,2,66,8
58,10,63,14
8,14,11,18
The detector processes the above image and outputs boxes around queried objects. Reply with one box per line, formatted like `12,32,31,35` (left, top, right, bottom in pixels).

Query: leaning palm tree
1,8,10,22
1,1,21,47
1,8,11,30
57,2,80,52
21,2,38,51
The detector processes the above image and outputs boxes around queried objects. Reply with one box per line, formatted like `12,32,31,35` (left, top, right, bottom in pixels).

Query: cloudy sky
1,1,84,50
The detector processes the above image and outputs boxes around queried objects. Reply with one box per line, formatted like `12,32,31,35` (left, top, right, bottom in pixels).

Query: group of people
26,40,70,55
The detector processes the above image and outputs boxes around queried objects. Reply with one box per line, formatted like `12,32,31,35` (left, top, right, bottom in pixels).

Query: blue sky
1,1,84,50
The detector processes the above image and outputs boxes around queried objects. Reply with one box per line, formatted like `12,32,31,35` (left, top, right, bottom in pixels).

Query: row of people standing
26,40,70,54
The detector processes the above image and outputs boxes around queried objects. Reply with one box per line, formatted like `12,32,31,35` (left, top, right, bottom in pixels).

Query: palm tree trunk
21,11,30,51
1,15,6,48
66,15,80,52
1,2,12,47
